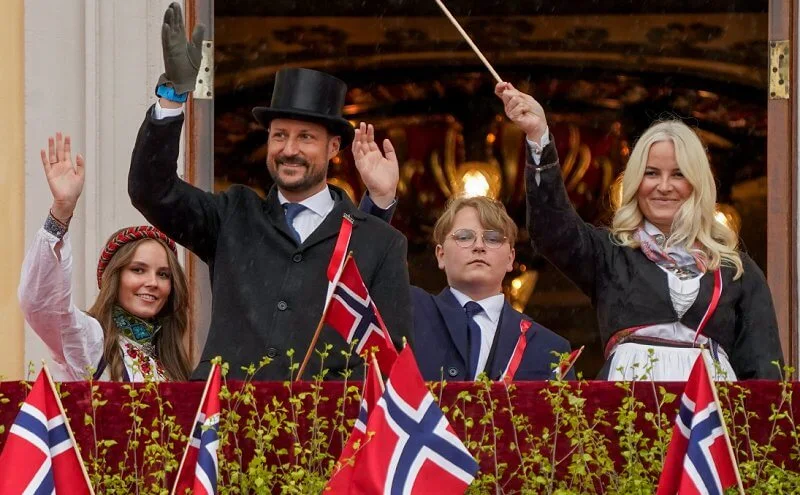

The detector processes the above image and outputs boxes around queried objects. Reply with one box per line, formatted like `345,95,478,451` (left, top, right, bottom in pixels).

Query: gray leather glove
157,2,205,95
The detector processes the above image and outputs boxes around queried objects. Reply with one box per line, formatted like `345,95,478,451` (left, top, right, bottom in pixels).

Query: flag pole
171,361,219,495
296,253,353,381
701,349,745,495
42,364,96,495
433,0,502,83
370,352,385,393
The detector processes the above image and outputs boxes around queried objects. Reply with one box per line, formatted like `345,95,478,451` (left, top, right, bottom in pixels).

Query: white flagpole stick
42,364,96,495
433,0,503,83
370,352,385,393
171,362,218,495
700,349,745,495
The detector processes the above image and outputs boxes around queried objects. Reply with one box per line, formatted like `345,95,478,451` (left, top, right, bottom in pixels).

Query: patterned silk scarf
112,305,161,359
633,225,706,280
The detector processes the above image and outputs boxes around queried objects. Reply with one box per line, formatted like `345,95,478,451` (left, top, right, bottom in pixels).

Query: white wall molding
24,0,183,376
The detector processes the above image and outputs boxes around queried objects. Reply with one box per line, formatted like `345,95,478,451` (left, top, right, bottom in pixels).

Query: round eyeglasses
448,229,508,249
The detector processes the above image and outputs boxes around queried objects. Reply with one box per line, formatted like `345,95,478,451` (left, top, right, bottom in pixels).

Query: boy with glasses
353,124,573,381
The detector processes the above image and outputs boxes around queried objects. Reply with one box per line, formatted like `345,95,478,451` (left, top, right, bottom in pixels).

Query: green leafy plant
3,354,800,494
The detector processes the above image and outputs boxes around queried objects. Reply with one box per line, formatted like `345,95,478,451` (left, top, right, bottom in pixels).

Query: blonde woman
18,133,193,381
496,82,783,380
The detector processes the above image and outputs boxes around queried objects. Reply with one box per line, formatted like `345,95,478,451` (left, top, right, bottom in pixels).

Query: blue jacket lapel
433,288,470,366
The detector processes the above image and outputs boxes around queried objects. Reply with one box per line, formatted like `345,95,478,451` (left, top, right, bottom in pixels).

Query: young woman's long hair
610,120,743,278
87,239,192,380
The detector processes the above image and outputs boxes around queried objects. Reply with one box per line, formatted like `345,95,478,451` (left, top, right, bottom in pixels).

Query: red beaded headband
96,226,177,288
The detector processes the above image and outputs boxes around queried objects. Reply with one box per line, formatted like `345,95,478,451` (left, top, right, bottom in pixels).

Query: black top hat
252,68,355,149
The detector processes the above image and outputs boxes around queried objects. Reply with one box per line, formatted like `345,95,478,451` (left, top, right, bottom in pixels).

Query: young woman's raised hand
40,132,85,221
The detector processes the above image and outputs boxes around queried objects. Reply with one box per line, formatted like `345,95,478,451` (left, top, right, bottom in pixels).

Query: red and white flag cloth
347,347,479,494
172,363,222,495
325,214,354,301
553,346,584,381
323,254,398,374
324,357,384,493
0,366,94,494
656,352,743,495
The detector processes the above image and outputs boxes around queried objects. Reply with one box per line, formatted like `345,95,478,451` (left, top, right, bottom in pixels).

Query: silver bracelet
534,162,559,173
530,161,559,186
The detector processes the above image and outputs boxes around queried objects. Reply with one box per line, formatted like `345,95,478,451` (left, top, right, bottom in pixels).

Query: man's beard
268,155,328,192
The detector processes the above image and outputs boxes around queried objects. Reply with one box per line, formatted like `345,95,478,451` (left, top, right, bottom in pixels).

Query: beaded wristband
44,211,71,239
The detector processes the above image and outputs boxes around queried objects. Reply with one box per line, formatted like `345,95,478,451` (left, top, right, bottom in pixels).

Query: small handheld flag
172,362,222,495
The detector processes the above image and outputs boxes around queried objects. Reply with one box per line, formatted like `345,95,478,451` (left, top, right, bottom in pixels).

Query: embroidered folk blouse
18,227,164,381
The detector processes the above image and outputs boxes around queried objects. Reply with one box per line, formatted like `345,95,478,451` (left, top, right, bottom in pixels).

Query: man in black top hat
128,3,411,380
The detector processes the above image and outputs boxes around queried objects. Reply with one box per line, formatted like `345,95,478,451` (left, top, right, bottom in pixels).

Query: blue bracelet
156,84,189,103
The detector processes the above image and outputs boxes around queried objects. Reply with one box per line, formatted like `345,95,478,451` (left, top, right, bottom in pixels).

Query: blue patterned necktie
283,203,307,243
464,301,484,380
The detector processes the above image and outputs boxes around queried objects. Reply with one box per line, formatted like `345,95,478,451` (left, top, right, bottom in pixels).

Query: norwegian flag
348,347,479,494
324,254,398,373
656,353,743,495
325,357,384,493
553,346,584,381
172,363,222,495
0,367,93,494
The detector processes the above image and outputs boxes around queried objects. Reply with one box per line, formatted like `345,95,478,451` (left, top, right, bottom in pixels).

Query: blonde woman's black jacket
128,106,412,380
526,137,783,379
